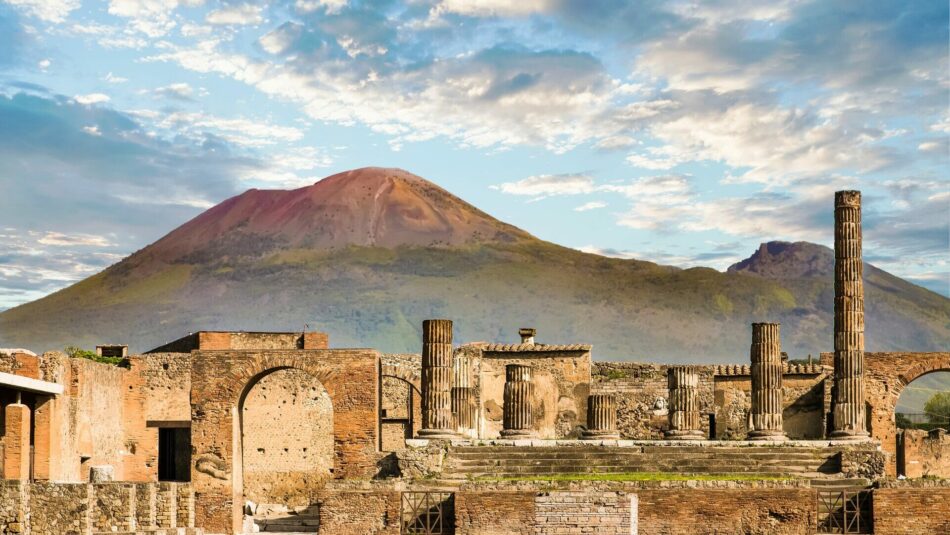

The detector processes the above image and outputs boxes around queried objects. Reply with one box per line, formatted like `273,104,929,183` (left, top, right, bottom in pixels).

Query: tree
924,391,950,426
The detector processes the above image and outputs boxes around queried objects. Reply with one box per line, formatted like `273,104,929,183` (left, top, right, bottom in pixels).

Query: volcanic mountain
1,167,948,360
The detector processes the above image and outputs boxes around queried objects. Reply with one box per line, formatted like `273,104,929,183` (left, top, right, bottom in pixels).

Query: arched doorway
894,370,950,477
380,374,421,451
240,368,333,507
865,352,950,476
189,349,379,534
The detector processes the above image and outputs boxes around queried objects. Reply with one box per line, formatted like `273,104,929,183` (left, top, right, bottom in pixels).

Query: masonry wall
872,481,950,534
242,367,334,506
0,480,194,535
900,429,950,478
132,353,192,423
478,350,590,439
714,373,827,439
315,490,400,535
455,491,534,535
381,353,421,451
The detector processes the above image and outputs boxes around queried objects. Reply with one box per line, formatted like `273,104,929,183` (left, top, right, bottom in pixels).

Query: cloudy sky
0,0,947,309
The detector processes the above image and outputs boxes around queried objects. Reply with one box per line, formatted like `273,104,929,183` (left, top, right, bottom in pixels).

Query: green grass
473,472,797,483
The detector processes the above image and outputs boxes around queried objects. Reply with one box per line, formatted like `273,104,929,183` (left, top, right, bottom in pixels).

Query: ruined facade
1,190,947,535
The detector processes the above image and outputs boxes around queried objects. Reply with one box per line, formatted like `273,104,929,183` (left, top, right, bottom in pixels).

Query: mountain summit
1,168,947,359
144,167,532,263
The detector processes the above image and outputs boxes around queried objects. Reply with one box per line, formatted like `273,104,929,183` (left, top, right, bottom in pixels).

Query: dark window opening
708,413,717,439
158,427,191,482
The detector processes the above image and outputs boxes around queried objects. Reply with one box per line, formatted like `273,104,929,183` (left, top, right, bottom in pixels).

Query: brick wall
535,491,632,534
455,491,534,535
873,483,950,534
315,490,400,534
900,429,950,478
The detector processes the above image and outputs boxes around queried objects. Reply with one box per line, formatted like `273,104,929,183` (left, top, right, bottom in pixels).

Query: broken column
582,394,619,440
418,319,457,438
452,352,477,436
2,396,31,480
831,190,869,439
665,366,704,440
501,364,535,438
748,322,787,441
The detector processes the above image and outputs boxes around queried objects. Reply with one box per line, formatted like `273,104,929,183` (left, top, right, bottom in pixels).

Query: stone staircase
444,445,847,478
249,504,320,533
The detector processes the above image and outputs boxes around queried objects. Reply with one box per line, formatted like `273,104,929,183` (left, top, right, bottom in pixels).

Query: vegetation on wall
64,345,129,367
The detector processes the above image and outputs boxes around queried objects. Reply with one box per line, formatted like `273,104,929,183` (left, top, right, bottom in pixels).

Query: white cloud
152,110,305,147
37,231,114,247
107,0,202,37
152,82,195,100
574,201,606,212
103,72,129,83
37,58,51,70
206,4,262,25
5,0,80,23
295,0,347,14
74,93,111,105
432,0,550,17
493,173,596,197
82,125,102,136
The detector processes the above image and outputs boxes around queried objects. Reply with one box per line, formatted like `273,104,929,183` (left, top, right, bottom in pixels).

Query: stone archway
240,367,333,507
190,349,379,534
865,352,950,476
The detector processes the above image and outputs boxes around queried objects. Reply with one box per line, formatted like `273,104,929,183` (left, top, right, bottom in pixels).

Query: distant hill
0,167,948,361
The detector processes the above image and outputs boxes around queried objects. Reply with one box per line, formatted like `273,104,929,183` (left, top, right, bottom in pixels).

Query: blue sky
0,0,947,309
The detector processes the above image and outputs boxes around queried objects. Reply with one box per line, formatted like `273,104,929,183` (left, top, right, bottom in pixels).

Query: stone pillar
452,352,476,435
665,367,704,440
501,364,535,438
419,319,457,438
831,190,869,439
3,401,31,480
582,394,619,439
748,323,787,441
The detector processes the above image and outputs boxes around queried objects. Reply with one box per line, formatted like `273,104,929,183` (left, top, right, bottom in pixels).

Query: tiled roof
482,343,592,352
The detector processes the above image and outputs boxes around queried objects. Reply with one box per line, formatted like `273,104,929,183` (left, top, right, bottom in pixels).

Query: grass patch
474,472,796,483
65,346,129,368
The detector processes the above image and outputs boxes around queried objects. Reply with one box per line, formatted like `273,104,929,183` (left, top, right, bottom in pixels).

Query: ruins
0,191,947,535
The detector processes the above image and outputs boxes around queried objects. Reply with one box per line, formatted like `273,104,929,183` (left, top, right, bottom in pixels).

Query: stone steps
445,445,845,479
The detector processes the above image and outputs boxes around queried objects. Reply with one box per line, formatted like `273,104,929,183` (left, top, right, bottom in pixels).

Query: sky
0,0,947,310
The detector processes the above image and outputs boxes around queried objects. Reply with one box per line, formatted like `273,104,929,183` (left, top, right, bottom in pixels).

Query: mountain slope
1,167,948,361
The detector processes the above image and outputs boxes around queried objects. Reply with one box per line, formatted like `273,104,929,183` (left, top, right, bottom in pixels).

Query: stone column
831,190,869,439
665,367,704,440
418,319,457,438
748,323,787,441
3,400,31,480
501,364,535,438
452,352,476,435
582,394,619,439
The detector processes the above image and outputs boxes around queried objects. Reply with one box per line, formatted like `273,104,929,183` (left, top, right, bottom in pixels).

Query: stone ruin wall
591,362,828,440
0,479,195,535
900,429,950,478
130,352,192,423
241,367,334,507
477,350,590,439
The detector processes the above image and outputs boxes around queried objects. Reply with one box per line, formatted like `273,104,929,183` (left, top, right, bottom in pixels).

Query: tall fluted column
501,364,535,438
748,323,787,441
418,319,457,438
582,394,619,439
665,367,704,440
452,352,476,436
831,190,869,439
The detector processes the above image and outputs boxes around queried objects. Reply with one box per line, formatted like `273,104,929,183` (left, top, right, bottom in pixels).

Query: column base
828,430,870,440
747,430,788,441
581,429,620,440
417,429,459,439
664,429,705,441
500,429,536,439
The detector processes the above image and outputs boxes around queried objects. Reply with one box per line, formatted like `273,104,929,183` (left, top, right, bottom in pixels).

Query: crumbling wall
592,362,714,439
535,491,632,534
69,358,129,481
0,480,27,534
455,491,534,535
478,350,590,439
315,490,400,535
131,353,192,423
900,428,950,478
242,367,334,507
714,372,827,440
